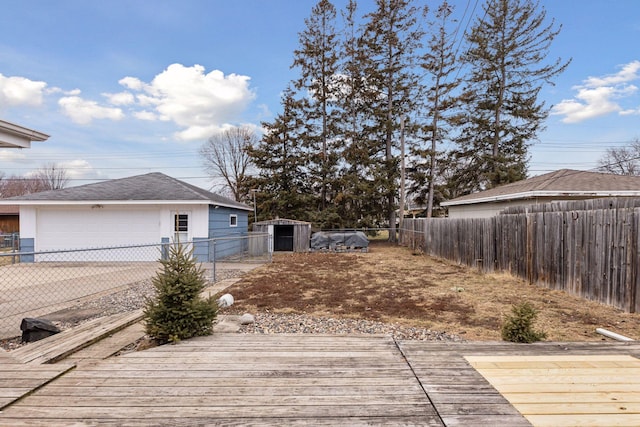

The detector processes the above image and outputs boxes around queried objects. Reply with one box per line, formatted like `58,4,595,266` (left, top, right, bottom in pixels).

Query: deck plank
10,310,143,365
3,336,640,425
2,334,444,426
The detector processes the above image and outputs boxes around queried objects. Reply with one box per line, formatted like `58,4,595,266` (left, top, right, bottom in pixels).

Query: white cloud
59,159,102,180
119,76,146,91
103,91,135,106
0,73,47,107
22,159,102,183
133,110,158,121
0,150,27,162
583,60,640,87
58,96,125,125
552,60,640,123
120,63,256,141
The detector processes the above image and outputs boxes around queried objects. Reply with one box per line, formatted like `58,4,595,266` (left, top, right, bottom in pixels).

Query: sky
0,0,639,190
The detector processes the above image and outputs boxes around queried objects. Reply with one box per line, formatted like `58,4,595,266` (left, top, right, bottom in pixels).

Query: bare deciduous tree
597,139,640,175
0,163,69,198
200,126,257,203
31,162,69,190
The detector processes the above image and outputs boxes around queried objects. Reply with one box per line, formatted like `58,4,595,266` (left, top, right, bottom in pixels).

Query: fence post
212,240,216,283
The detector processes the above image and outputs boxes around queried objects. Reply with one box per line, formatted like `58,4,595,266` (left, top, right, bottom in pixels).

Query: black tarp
310,231,369,250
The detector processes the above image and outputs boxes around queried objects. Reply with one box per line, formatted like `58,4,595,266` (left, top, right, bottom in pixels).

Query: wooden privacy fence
400,198,640,313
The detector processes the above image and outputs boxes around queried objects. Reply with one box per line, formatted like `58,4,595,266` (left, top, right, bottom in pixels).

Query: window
229,214,238,227
174,213,189,242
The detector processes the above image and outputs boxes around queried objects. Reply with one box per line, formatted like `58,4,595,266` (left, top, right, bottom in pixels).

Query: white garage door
36,207,161,261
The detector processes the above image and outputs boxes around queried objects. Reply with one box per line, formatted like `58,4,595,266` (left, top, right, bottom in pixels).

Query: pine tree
359,0,427,240
410,0,462,217
334,0,384,228
144,243,217,344
454,0,570,193
248,87,315,221
292,0,341,216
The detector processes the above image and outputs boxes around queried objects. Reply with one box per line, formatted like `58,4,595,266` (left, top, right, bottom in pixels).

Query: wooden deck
1,335,640,426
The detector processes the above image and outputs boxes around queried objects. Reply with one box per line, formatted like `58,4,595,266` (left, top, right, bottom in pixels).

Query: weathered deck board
2,334,445,426
65,321,146,363
3,336,640,425
10,310,143,365
0,361,75,410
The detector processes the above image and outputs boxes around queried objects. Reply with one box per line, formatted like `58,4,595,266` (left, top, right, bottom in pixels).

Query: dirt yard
225,242,640,341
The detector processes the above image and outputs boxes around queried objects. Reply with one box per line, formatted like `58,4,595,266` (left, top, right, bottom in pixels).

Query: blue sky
0,0,639,189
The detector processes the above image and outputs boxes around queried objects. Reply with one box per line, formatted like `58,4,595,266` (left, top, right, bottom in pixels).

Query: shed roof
0,172,252,211
253,218,311,226
442,169,640,207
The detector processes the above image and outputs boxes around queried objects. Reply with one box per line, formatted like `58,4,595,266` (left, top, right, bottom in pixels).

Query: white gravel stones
237,312,463,342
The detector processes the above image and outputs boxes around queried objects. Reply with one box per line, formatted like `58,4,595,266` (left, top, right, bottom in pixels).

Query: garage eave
0,200,209,206
0,199,253,211
0,119,50,148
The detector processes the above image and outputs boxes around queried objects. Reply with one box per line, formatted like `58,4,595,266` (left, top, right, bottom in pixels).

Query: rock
217,293,234,308
20,317,61,343
239,313,255,325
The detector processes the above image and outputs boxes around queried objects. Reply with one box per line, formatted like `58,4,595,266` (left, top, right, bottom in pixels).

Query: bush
501,301,547,343
144,243,217,344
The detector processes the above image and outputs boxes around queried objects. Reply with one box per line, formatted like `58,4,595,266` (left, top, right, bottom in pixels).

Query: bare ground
224,242,640,341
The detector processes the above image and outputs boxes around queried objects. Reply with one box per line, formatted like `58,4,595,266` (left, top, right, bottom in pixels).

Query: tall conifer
453,0,569,193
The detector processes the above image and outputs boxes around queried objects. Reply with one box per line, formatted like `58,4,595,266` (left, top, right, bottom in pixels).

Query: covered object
310,231,369,251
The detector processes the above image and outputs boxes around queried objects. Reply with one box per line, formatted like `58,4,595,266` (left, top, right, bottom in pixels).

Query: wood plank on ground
467,354,640,427
10,310,143,365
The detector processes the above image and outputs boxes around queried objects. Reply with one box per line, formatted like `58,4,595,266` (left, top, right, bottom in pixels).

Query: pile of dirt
224,242,640,341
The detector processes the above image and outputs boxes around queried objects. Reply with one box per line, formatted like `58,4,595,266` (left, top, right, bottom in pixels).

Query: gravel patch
238,312,464,342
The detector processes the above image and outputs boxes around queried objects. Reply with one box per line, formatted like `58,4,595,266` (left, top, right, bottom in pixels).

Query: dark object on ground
310,231,369,251
20,317,61,343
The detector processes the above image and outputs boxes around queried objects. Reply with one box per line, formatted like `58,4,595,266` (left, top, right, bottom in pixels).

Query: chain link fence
0,233,271,339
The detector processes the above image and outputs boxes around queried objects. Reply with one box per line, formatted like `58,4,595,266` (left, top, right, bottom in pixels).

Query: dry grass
224,242,640,341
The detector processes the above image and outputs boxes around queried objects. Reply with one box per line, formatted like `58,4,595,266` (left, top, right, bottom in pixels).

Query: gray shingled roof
3,172,252,210
442,169,640,206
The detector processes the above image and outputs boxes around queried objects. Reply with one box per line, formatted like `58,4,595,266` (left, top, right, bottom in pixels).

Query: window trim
172,212,190,243
229,214,238,227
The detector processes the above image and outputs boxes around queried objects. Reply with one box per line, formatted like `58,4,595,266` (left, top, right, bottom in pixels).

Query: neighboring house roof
442,169,640,207
0,119,49,148
0,172,252,211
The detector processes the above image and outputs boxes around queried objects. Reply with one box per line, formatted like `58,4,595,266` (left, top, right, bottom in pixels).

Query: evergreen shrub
501,301,547,343
144,243,217,344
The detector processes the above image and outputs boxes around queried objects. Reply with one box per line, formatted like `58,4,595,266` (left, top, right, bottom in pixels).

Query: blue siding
19,238,34,262
193,237,209,262
208,206,249,259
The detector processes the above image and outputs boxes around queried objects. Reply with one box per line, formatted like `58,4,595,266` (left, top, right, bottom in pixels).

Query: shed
0,172,252,262
253,219,311,252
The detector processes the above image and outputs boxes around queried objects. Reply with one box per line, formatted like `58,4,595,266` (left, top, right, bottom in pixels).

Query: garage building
0,172,252,261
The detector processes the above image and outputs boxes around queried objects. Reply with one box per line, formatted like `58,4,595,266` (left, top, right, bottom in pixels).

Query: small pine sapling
144,243,217,344
501,301,547,343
